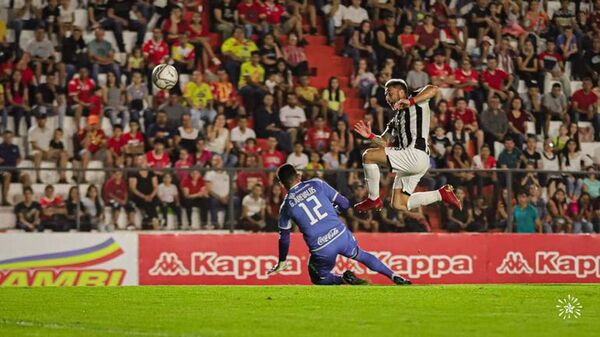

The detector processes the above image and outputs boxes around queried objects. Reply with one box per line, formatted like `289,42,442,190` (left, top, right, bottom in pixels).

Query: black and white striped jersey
383,87,431,152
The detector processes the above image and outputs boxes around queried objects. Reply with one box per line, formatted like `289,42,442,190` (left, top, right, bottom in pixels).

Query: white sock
407,191,441,210
363,164,380,200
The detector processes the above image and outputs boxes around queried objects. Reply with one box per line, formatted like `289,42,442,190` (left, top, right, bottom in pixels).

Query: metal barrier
1,165,598,232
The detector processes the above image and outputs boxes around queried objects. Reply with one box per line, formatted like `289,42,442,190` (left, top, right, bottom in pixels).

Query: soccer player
353,79,462,213
268,164,411,285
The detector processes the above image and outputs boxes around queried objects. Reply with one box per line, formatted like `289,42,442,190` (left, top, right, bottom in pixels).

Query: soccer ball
152,64,178,90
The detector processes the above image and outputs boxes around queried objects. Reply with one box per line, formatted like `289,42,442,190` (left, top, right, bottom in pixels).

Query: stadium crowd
1,0,600,234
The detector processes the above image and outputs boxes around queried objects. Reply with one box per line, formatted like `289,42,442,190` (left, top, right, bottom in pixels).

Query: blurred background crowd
1,0,600,234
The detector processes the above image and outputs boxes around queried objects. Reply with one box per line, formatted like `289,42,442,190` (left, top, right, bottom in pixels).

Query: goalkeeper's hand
268,261,289,275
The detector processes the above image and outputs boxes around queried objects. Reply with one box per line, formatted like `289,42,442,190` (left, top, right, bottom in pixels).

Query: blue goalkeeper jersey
278,179,348,252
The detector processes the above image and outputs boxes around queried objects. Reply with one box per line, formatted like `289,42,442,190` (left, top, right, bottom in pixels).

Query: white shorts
384,147,430,194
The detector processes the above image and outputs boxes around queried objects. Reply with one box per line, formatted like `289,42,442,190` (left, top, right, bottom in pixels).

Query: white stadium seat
74,9,88,30
466,38,477,55
85,160,106,186
123,31,138,54
97,73,108,87
548,121,563,139
40,161,59,184
19,30,35,50
0,207,16,229
571,81,583,93
525,121,535,135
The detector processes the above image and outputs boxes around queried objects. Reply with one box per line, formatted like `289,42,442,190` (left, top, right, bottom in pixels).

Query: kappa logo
496,251,600,278
335,252,473,279
149,252,190,276
191,252,302,280
496,252,534,274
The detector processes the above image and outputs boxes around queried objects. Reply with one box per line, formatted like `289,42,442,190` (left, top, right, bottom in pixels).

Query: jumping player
353,79,462,213
268,164,411,285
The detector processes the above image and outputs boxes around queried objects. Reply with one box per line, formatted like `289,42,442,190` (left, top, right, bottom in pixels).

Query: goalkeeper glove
268,260,289,275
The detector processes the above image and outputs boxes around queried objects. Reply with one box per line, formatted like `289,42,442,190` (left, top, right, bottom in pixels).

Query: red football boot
438,185,462,210
354,197,383,213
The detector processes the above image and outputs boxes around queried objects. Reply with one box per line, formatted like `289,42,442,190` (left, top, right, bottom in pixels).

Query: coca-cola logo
317,228,340,246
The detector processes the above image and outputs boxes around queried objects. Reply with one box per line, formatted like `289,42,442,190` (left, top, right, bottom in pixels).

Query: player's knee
362,149,378,164
391,198,408,211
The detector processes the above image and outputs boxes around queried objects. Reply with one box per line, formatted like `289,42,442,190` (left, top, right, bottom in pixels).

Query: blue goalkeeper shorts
307,228,358,284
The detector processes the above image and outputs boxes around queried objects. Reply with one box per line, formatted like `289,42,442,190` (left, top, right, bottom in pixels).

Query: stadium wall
1,233,600,286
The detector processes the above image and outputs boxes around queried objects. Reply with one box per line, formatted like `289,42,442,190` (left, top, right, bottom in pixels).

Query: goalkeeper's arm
269,228,290,275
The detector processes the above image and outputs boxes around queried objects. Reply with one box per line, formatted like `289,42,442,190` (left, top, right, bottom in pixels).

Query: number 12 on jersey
298,195,328,225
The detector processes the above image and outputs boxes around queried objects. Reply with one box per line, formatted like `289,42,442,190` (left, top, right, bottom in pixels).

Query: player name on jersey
288,186,317,207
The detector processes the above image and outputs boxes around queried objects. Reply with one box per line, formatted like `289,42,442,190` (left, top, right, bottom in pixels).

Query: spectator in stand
347,183,379,232
14,186,41,232
282,33,308,76
445,143,475,194
205,155,231,229
237,154,268,195
582,167,600,199
147,110,175,150
321,77,346,125
542,83,569,136
481,56,513,102
295,75,321,120
188,12,221,71
440,16,465,61
88,27,120,82
195,138,214,167
538,39,571,97
26,27,55,78
81,184,106,231
506,96,530,148
446,119,473,148
261,136,285,169
548,188,572,233
239,51,266,115
347,20,376,67
445,187,475,232
183,71,217,130
174,148,193,182
174,113,201,155
160,94,189,130
572,192,595,233
206,114,236,167
129,155,160,229
524,0,549,36
497,135,522,187
430,126,451,167
343,0,370,38
180,168,209,228
454,58,481,110
67,67,95,129
259,33,283,76
221,26,258,87
480,95,508,154
374,14,403,71
472,143,497,194
143,28,170,86
561,139,594,199
214,0,238,39
230,115,256,150
322,0,346,46
104,0,146,51
406,60,429,92
0,130,22,205
238,0,262,38
211,69,239,118
146,140,171,174
39,184,67,231
240,183,266,231
121,119,145,163
521,135,542,169
254,93,290,152
265,183,283,231
305,115,332,154
517,40,541,88
78,115,107,182
103,169,134,229
126,72,149,123
415,14,440,60
103,72,127,128
287,142,309,169
7,0,42,48
5,70,31,136
571,77,598,123
162,6,188,45
468,0,501,44
451,97,482,147
512,190,541,233
426,50,453,89
583,38,600,85
28,113,68,184
353,58,377,99
521,81,543,135
60,28,89,83
279,92,306,145
171,32,196,74
495,36,516,82
322,139,348,192
260,0,300,40
157,172,181,229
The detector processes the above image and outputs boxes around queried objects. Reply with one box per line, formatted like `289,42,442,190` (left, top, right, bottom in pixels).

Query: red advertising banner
138,233,600,285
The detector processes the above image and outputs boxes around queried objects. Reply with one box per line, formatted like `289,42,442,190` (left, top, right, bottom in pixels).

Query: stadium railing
0,166,597,232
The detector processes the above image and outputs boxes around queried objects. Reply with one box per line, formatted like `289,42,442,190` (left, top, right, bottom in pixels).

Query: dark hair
23,186,33,194
552,83,562,89
250,51,260,57
561,138,580,167
277,164,298,188
326,76,341,102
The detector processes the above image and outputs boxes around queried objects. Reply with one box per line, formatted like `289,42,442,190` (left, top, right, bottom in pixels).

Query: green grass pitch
1,285,599,337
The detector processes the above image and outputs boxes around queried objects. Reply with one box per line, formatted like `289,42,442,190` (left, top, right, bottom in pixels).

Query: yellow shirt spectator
322,89,346,112
239,61,265,88
295,85,319,106
172,42,195,62
184,81,214,108
221,37,258,62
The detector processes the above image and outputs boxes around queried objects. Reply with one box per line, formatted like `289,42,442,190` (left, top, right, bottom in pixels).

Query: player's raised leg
354,147,390,212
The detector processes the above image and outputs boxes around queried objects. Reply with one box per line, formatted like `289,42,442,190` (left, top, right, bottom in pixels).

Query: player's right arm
319,179,350,212
353,120,391,148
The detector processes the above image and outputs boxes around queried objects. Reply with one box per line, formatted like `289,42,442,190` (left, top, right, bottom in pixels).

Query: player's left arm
269,203,292,275
396,85,439,109
320,180,350,212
